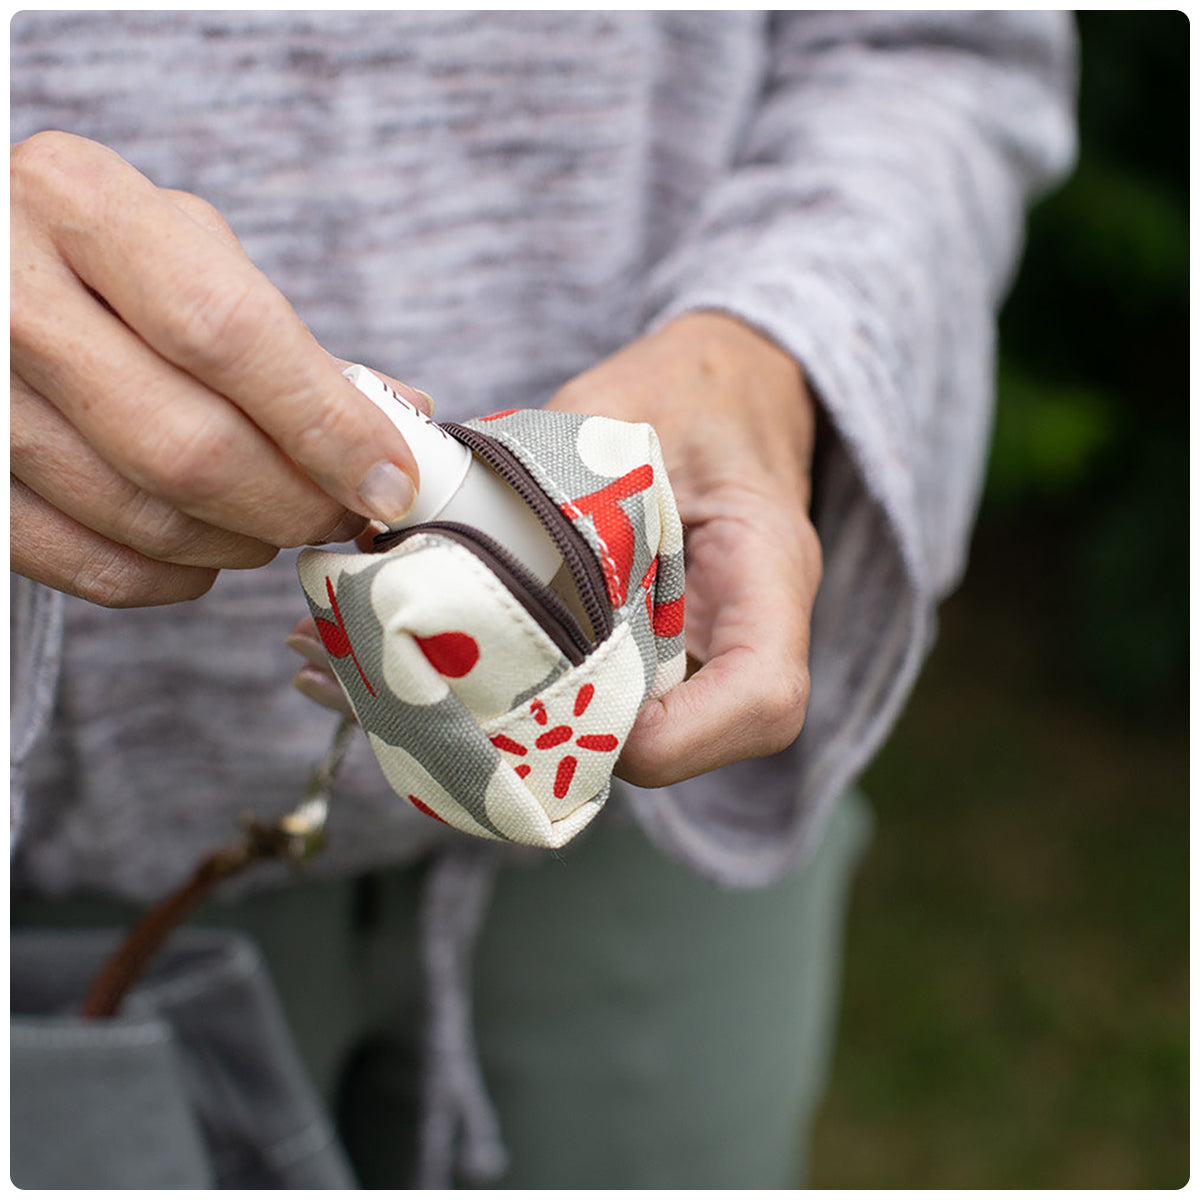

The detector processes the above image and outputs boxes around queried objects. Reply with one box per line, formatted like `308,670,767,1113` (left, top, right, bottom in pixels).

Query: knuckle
69,543,146,607
756,670,810,754
135,522,209,565
288,397,361,467
138,418,237,506
167,271,279,372
162,189,243,250
11,130,84,191
115,491,192,561
11,131,114,218
119,493,276,569
70,541,215,608
163,188,222,227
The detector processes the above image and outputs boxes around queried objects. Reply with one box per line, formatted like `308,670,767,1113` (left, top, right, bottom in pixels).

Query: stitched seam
475,422,622,589
560,496,621,606
444,542,568,662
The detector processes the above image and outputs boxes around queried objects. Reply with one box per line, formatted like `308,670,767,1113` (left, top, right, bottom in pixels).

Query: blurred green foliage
811,586,1189,1188
985,11,1188,717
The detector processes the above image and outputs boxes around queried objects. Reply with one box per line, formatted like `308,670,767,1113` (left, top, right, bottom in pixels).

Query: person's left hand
548,311,821,787
286,312,822,787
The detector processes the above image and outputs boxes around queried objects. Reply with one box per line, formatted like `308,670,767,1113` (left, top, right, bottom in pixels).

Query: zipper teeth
374,520,591,664
441,422,615,643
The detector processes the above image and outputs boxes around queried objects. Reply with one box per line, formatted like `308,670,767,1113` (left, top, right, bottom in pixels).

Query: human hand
548,312,822,787
283,312,821,789
11,131,427,607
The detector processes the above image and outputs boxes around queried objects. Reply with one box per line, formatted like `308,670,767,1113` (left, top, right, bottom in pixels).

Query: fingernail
285,633,331,669
388,378,435,416
291,666,354,714
315,511,368,545
357,462,416,523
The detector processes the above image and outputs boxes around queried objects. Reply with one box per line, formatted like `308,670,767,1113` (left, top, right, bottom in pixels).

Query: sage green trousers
13,790,871,1189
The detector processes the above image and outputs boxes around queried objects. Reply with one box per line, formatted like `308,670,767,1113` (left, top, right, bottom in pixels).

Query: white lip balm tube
345,364,563,585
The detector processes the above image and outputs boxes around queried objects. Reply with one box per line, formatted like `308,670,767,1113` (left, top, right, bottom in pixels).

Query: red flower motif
489,682,619,799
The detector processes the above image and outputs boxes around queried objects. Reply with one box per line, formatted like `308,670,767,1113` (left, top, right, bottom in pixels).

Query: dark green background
809,12,1189,1189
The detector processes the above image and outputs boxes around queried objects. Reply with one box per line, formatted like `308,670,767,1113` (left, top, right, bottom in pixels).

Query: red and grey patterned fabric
297,410,685,848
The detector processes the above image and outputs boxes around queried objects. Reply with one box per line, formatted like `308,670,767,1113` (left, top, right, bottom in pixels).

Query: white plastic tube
346,365,563,584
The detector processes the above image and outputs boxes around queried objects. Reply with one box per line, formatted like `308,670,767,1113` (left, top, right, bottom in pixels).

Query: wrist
656,310,809,406
659,309,802,380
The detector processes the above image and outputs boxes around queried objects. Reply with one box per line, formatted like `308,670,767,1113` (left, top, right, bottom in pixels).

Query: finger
14,131,421,523
284,623,333,670
160,188,249,255
12,251,353,548
617,647,810,788
11,475,218,608
313,511,371,545
288,614,321,642
12,372,279,570
616,519,819,788
291,664,355,715
283,619,360,715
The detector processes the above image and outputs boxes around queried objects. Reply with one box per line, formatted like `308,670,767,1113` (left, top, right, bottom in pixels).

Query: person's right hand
12,130,427,607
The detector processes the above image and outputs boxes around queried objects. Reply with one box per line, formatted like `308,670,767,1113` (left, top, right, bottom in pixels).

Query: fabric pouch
10,927,356,1189
297,409,686,849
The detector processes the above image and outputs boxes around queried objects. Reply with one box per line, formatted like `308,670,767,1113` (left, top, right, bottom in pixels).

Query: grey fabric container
11,927,356,1189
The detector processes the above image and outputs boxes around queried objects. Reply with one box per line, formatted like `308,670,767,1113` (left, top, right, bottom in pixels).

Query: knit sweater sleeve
625,11,1078,886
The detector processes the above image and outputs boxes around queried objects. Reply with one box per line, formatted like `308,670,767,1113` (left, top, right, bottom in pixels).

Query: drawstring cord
415,840,509,1188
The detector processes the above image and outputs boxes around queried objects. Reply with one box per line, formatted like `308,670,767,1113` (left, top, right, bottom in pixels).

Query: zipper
372,520,595,666
440,422,615,645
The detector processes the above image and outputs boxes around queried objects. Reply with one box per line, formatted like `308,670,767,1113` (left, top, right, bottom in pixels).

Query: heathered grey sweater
11,11,1076,897
10,12,1077,1185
